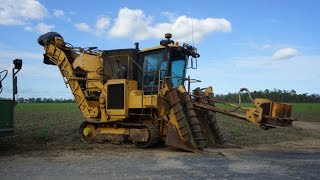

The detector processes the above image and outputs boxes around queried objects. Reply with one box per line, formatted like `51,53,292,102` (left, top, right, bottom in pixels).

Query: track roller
79,121,97,142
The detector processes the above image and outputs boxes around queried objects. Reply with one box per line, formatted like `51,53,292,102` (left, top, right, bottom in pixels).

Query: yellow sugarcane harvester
38,32,293,151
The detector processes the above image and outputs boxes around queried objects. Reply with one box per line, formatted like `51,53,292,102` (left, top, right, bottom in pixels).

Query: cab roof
140,44,179,53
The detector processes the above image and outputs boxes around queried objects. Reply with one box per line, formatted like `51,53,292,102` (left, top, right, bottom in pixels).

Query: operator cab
139,33,199,94
101,33,199,95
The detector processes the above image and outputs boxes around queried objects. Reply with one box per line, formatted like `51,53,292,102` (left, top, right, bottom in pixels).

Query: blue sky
0,0,319,99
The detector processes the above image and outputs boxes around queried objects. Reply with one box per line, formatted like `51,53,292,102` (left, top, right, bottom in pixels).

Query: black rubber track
134,124,161,148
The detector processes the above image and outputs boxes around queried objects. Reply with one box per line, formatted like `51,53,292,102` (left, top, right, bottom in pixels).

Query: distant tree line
18,97,75,103
214,89,320,103
11,89,320,103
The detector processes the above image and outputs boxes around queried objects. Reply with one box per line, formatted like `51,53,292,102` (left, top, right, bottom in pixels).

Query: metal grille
107,84,124,109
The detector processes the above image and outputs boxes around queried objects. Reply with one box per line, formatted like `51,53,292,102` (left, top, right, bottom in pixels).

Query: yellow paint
245,107,263,125
83,127,93,136
128,92,158,108
86,80,104,90
204,86,213,96
244,98,271,125
253,98,272,107
168,108,185,140
72,53,103,77
159,83,170,97
45,43,100,120
54,37,64,48
177,85,187,93
140,44,179,52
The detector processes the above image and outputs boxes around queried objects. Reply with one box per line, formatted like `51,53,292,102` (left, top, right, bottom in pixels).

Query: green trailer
0,59,22,137
0,100,15,136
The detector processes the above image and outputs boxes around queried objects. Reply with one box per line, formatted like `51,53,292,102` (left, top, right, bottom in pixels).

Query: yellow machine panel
128,90,158,108
105,79,137,120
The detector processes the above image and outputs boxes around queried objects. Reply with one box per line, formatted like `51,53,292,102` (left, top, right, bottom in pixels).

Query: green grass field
0,102,319,153
15,103,78,111
291,103,320,122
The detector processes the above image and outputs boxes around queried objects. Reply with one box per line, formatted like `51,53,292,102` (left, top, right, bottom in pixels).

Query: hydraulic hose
0,70,8,94
229,88,254,112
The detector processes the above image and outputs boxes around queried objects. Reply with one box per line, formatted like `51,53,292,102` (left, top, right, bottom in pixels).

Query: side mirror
188,57,198,69
13,59,22,70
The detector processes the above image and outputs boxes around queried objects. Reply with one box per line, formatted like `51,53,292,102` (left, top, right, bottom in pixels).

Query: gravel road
0,148,319,180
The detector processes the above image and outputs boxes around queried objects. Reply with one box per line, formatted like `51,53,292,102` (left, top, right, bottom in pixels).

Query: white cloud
53,9,64,17
74,22,92,32
108,7,232,42
53,9,71,22
108,8,151,39
272,48,300,60
24,22,55,34
73,8,231,42
74,16,110,36
35,23,55,34
161,11,177,21
96,16,110,30
95,16,110,36
0,0,48,25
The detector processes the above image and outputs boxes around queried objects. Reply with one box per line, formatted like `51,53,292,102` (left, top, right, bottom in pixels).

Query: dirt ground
1,139,320,179
0,108,319,179
0,148,319,179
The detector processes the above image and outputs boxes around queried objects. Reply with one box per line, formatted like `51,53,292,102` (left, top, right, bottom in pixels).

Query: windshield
143,52,167,87
171,59,186,87
142,49,187,90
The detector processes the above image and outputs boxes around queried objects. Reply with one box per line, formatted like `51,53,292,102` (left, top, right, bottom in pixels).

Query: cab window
143,52,167,86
